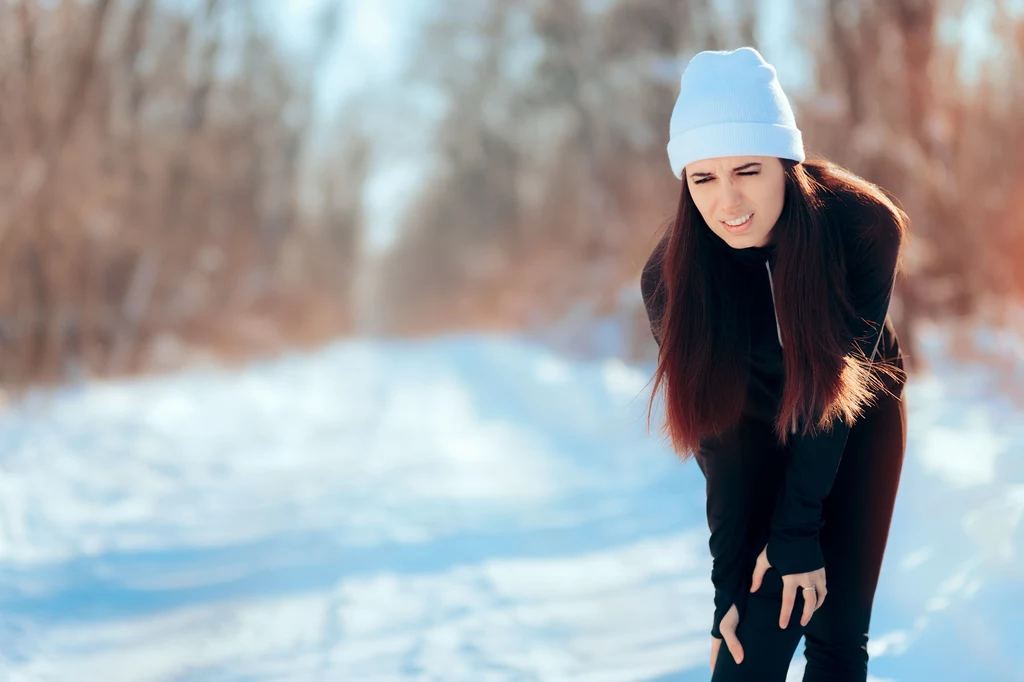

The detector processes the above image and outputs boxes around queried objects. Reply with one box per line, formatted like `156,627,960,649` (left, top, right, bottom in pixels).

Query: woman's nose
721,182,743,208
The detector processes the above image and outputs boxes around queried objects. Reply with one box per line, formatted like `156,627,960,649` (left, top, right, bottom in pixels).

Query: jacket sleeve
695,431,758,639
640,234,753,638
766,217,902,576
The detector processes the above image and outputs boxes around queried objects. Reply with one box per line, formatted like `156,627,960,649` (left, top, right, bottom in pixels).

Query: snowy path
0,329,1021,681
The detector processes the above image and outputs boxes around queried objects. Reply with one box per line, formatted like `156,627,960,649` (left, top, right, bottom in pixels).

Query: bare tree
0,0,362,391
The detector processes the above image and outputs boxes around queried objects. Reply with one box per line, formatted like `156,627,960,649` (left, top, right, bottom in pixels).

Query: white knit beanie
667,47,805,180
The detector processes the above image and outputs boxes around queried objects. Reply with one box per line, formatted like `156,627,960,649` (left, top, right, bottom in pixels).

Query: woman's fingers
779,569,828,627
799,587,816,626
749,545,770,593
816,581,828,611
779,582,798,628
749,563,765,593
750,556,768,593
721,622,745,665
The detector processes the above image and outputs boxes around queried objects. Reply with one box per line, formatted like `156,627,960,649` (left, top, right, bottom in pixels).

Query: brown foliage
371,0,1024,371
0,0,361,393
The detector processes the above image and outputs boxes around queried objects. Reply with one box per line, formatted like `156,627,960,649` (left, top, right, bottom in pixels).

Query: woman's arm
640,238,754,637
695,430,758,638
766,215,903,576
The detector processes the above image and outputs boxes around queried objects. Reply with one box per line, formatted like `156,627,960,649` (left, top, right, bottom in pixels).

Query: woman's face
684,156,786,249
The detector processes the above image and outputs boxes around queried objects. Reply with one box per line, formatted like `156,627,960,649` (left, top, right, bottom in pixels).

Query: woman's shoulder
640,231,670,344
821,188,906,309
641,230,669,298
824,186,905,276
808,160,907,270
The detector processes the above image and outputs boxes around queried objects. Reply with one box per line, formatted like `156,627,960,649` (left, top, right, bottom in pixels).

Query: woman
640,48,909,681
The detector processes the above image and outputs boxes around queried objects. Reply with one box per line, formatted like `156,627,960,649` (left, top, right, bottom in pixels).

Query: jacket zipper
765,261,796,433
869,328,882,363
868,281,893,363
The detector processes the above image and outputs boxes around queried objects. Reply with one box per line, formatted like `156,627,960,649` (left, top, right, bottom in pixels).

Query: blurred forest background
1,0,1022,392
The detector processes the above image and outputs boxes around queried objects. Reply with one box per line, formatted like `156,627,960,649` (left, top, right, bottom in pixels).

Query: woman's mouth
721,213,753,233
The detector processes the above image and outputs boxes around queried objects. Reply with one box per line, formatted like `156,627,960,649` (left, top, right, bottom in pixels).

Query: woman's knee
710,569,806,682
802,626,869,681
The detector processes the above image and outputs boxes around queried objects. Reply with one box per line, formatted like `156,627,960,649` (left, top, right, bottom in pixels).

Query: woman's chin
721,231,759,247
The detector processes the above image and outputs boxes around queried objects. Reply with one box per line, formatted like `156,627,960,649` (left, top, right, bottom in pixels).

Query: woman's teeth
724,214,752,226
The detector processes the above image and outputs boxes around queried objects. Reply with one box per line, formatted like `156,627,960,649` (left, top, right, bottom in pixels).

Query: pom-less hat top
667,47,805,179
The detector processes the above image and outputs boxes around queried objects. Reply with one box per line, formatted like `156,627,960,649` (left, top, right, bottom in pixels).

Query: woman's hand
750,545,827,628
709,603,744,673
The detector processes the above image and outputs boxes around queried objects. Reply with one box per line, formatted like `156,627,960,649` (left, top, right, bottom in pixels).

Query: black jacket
640,220,904,638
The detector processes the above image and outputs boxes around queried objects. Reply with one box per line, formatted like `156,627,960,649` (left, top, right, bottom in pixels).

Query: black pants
711,388,908,682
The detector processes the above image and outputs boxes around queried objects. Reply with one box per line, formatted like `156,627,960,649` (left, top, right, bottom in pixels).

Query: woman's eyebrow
689,162,762,178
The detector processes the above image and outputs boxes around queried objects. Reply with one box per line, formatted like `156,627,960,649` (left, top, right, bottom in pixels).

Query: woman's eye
694,171,758,185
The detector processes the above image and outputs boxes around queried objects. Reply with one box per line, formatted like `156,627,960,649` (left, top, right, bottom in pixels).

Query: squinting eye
693,177,713,185
738,171,760,177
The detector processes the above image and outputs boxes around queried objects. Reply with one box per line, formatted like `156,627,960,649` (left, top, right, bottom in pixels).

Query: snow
0,325,1021,681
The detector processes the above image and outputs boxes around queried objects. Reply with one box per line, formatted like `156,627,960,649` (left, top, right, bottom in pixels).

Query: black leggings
711,388,908,682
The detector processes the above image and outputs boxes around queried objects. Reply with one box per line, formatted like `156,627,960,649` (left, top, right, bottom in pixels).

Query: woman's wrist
766,535,824,576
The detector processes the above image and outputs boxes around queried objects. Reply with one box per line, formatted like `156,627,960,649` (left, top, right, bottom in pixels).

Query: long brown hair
645,158,908,458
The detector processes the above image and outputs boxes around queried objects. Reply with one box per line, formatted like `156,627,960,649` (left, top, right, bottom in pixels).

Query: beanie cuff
667,122,805,179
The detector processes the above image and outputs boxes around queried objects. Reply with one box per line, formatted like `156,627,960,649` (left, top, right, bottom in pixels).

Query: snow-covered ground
0,324,1021,681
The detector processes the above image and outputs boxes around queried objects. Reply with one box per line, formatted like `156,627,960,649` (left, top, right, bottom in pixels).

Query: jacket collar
724,239,778,268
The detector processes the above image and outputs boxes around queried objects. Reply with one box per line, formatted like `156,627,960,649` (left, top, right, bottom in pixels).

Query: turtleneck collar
724,236,778,267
